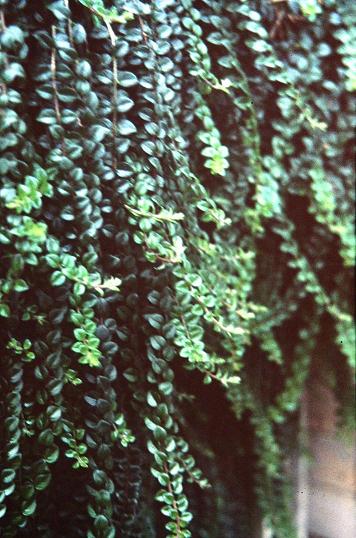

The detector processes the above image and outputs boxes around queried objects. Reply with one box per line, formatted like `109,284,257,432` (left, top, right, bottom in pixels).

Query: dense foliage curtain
0,1,354,536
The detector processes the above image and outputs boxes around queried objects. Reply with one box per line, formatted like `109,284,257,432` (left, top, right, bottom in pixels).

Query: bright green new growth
0,0,354,537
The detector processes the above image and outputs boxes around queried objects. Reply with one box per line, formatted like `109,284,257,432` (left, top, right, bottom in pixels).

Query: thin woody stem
51,26,61,124
64,0,74,46
103,18,118,167
0,9,7,94
163,462,183,537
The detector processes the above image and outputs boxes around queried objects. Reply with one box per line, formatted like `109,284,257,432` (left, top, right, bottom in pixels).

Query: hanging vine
0,1,354,537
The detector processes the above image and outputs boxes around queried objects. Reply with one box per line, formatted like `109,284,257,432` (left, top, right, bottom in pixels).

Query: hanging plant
0,1,354,537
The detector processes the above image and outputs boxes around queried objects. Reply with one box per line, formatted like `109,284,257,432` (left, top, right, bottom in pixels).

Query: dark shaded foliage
0,1,354,536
